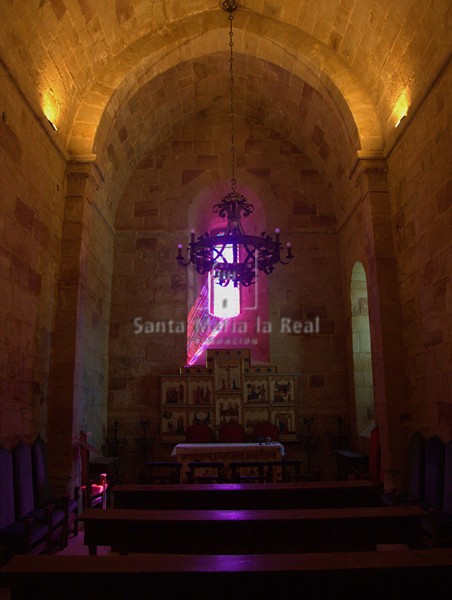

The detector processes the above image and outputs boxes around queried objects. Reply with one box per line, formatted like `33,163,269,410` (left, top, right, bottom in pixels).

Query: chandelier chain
176,1,294,287
228,8,236,191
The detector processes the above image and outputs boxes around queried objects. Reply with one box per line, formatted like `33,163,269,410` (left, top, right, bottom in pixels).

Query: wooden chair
423,436,445,510
143,462,182,484
187,462,225,483
254,422,279,442
185,423,214,443
12,443,66,553
32,435,79,540
381,431,425,506
0,445,49,560
421,435,447,546
218,421,245,443
407,431,426,502
79,432,108,510
346,426,381,483
229,461,269,483
367,426,381,482
434,440,452,546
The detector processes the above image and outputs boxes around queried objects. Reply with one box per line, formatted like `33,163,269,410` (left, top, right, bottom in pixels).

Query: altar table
171,442,285,482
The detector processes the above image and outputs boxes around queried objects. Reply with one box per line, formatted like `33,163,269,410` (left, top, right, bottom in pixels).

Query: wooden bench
112,480,382,510
79,505,426,555
2,550,452,600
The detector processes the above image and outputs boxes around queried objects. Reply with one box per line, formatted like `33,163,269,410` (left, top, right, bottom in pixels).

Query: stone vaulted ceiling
1,0,450,216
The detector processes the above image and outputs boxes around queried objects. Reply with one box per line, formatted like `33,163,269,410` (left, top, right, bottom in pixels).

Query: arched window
350,262,375,435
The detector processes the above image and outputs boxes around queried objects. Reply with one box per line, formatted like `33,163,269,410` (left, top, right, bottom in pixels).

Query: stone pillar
353,159,411,491
47,159,103,496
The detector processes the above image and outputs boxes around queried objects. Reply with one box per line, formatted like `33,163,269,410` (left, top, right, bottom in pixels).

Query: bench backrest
185,423,214,443
13,442,36,520
407,431,425,500
218,421,245,443
368,426,381,481
31,436,51,508
443,441,452,514
0,445,15,529
424,435,445,509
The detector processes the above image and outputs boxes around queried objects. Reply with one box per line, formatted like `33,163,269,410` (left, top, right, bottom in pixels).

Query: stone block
0,118,22,164
196,155,218,169
14,197,35,233
181,169,203,185
134,202,159,218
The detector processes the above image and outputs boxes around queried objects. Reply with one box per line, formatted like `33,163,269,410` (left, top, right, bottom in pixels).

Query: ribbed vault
70,17,382,159
93,50,361,223
2,0,449,172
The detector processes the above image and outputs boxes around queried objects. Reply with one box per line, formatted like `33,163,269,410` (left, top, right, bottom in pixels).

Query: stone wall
0,61,66,448
387,62,452,441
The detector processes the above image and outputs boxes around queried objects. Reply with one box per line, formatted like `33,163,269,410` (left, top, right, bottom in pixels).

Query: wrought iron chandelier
177,0,293,287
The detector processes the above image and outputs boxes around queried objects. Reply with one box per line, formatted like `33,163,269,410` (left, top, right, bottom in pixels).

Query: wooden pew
112,480,382,510
79,506,426,555
2,550,452,600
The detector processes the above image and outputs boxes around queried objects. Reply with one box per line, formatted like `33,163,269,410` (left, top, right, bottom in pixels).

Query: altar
171,442,285,482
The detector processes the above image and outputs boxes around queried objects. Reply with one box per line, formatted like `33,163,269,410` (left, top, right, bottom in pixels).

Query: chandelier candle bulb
286,242,293,259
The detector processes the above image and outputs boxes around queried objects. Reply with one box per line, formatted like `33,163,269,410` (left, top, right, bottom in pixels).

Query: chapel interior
0,0,451,596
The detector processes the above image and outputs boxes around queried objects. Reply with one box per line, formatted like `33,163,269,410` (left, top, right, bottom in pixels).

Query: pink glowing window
209,242,240,318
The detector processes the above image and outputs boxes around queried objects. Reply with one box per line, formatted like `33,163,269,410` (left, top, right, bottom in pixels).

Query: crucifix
219,361,239,390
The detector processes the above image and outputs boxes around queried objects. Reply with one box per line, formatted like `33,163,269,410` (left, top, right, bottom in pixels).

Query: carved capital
65,156,104,198
351,158,389,196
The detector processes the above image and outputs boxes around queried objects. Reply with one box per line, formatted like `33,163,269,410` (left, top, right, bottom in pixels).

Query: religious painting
271,408,295,435
161,408,187,440
216,396,242,427
161,377,188,405
189,377,214,406
270,376,294,404
244,407,271,434
160,350,298,444
214,358,243,393
244,377,269,405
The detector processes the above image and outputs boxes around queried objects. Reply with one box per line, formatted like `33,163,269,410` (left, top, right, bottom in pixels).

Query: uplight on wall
42,89,60,131
393,89,410,128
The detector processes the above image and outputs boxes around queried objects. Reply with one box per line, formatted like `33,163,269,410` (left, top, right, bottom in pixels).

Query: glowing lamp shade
209,243,240,318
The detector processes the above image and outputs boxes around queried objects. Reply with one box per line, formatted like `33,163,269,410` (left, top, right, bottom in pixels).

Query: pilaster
47,158,103,495
353,159,411,490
